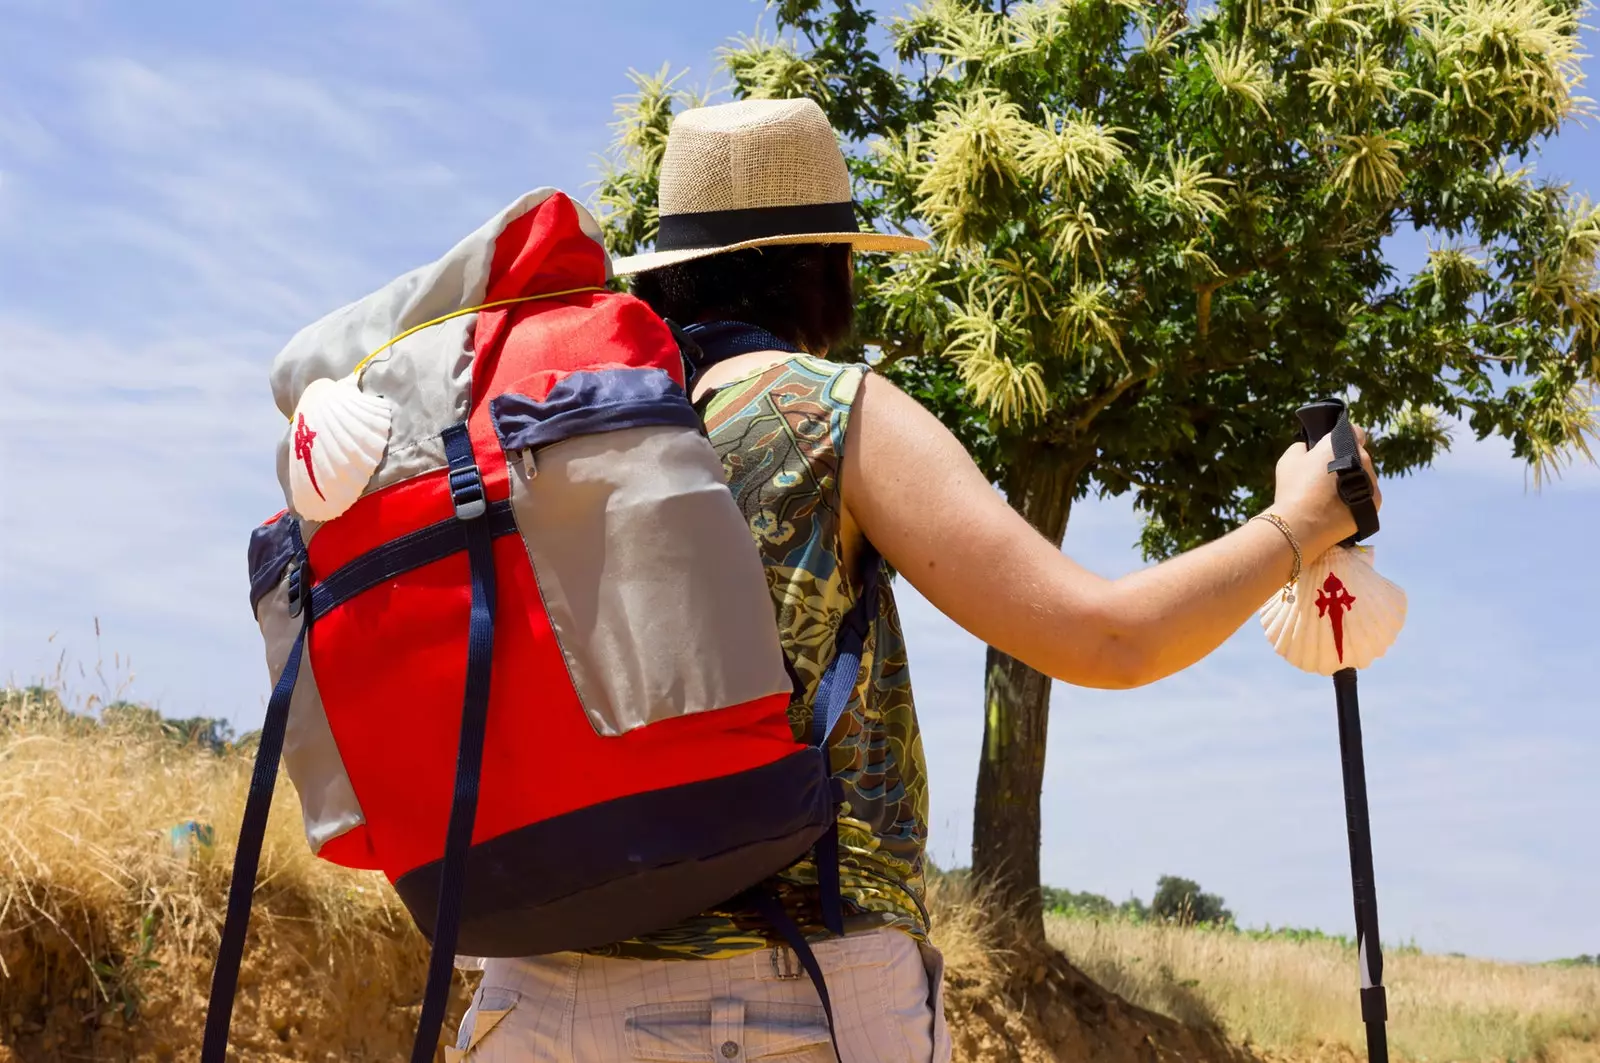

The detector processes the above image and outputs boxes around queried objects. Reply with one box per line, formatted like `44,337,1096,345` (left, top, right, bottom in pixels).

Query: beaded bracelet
1250,512,1303,603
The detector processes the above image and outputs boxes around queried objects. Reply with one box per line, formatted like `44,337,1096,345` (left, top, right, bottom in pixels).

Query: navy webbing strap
202,541,310,1063
409,422,498,1063
679,319,801,388
809,542,882,938
308,501,515,619
203,428,513,1063
813,543,882,746
775,542,883,1062
743,891,844,1063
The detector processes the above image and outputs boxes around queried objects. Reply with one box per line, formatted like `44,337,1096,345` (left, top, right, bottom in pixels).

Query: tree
596,0,1600,944
1041,884,1118,916
1151,874,1234,926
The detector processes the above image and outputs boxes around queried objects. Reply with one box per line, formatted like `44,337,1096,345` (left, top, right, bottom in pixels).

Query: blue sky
2,0,1596,964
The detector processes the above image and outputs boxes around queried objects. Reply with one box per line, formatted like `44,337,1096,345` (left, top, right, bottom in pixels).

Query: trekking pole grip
1293,398,1379,546
1294,398,1345,449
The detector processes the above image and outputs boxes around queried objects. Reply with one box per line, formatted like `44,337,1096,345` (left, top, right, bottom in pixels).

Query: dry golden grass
924,875,1009,986
0,688,463,1061
1050,913,1600,1063
0,688,408,960
3,686,1596,1062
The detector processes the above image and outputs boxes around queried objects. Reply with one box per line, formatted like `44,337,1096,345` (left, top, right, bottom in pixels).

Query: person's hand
1271,426,1382,556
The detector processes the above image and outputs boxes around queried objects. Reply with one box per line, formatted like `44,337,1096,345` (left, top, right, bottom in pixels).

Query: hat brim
610,230,931,276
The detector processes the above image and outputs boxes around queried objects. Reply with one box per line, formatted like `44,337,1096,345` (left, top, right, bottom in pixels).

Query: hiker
447,97,1380,1061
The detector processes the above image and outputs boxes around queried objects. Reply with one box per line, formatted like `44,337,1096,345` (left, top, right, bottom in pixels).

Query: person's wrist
1274,501,1345,560
1250,511,1304,594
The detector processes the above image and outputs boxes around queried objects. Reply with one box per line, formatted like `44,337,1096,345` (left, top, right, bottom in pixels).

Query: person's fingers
1358,441,1382,510
1353,424,1369,447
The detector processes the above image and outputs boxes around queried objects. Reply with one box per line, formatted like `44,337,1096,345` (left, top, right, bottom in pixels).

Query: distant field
1047,912,1599,1062
3,687,1596,1062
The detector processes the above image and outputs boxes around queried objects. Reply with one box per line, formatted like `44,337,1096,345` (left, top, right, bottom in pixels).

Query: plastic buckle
285,560,304,618
449,464,487,521
1335,465,1374,508
664,317,704,387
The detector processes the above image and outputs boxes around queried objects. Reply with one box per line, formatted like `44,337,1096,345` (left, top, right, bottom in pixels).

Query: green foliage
1,687,238,754
1045,874,1235,927
1549,953,1600,967
1152,874,1236,927
158,715,236,753
102,702,235,753
92,905,163,1022
1,685,74,728
595,0,1600,936
596,0,1600,557
1033,872,1428,954
1041,884,1118,917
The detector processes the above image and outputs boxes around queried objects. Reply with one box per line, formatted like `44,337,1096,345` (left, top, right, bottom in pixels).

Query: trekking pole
1259,399,1400,1063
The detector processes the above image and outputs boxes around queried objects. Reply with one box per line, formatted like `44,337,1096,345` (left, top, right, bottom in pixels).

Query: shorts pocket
744,1001,831,1058
625,999,831,1061
449,986,520,1062
624,1001,713,1062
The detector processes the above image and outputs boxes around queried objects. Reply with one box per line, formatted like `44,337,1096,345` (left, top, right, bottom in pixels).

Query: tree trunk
971,456,1077,946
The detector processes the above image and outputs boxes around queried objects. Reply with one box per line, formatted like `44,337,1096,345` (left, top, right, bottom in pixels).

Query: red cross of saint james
293,413,325,500
1315,572,1358,663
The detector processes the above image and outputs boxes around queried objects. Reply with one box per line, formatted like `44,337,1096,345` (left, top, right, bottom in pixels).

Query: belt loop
770,946,804,981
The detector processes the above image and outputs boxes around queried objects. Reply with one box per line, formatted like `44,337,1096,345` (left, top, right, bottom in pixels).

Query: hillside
2,689,1596,1062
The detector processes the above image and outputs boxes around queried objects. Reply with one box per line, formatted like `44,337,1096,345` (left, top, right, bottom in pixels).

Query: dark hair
628,243,855,355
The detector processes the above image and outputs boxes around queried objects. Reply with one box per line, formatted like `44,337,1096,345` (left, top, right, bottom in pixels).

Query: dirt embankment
0,692,1264,1063
942,944,1255,1063
1,894,476,1062
6,699,1594,1062
1,916,1251,1063
5,865,1596,1063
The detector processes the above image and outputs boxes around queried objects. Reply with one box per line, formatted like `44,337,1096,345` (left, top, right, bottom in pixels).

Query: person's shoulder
787,353,873,406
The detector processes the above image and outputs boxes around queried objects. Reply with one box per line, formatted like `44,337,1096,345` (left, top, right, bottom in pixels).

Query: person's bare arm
841,373,1379,690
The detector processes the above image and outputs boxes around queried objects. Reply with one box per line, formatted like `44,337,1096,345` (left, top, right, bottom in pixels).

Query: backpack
203,189,877,1062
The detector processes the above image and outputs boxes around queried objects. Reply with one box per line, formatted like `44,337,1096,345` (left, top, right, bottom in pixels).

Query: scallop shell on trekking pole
287,375,394,522
1259,545,1407,675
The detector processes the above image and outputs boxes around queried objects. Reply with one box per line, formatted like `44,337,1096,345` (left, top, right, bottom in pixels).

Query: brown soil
942,940,1259,1063
0,911,475,1062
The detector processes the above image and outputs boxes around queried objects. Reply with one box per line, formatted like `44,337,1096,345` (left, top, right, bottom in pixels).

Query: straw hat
609,97,930,276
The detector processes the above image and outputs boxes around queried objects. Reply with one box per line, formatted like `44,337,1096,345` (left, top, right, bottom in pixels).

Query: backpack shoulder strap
203,527,309,1061
807,541,882,938
811,541,881,748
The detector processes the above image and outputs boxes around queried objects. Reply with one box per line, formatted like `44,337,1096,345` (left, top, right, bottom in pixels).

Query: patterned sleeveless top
591,355,931,960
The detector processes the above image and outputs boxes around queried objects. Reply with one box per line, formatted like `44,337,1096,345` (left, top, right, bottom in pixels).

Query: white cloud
74,57,440,165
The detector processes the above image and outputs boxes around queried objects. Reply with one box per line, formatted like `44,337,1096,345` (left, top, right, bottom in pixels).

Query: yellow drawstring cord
347,285,607,384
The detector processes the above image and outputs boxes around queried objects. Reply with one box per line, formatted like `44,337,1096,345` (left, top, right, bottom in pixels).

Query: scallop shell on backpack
287,375,394,522
1259,545,1407,676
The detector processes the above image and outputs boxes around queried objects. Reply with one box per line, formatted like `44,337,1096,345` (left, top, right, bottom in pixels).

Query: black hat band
653,201,859,252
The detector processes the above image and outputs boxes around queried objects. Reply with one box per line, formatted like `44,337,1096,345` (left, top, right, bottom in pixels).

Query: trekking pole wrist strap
1325,414,1379,543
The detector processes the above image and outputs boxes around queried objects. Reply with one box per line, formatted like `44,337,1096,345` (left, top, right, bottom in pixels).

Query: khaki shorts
449,928,951,1062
